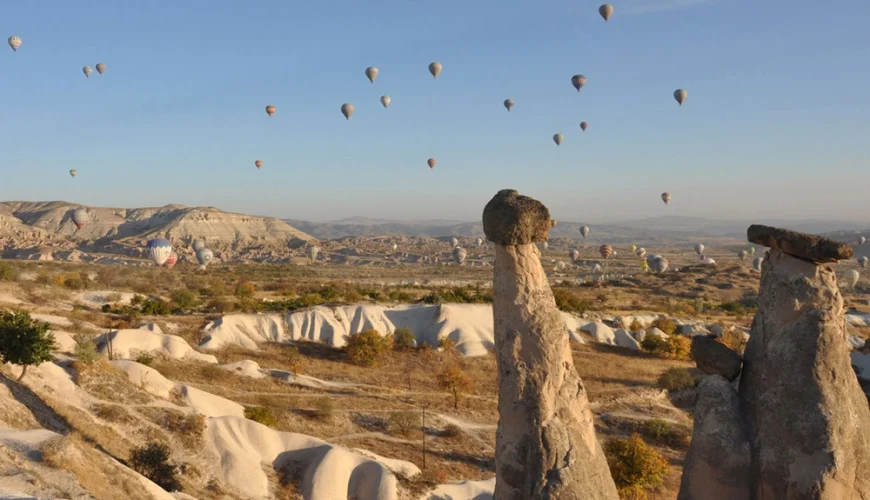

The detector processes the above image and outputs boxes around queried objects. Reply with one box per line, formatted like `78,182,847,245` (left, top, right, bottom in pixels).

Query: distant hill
1,201,316,250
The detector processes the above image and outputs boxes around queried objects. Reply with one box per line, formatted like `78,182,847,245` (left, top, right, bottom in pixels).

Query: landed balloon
164,252,178,270
752,256,763,271
429,62,442,79
146,239,173,267
475,237,484,247
83,66,92,78
341,103,354,120
553,133,564,146
860,256,868,269
69,169,78,178
196,248,214,270
306,246,320,263
451,237,459,248
860,236,866,246
599,244,613,259
738,249,747,261
453,247,467,264
96,63,106,75
380,95,391,108
254,160,263,169
365,66,379,83
661,192,671,205
580,225,590,238
72,209,88,229
571,74,586,91
265,105,276,117
845,269,860,289
569,249,580,261
580,122,588,132
649,256,669,273
599,4,614,21
504,99,514,112
8,36,21,52
591,263,603,273
192,239,206,252
694,243,705,255
701,256,716,266
674,89,687,106
427,158,436,169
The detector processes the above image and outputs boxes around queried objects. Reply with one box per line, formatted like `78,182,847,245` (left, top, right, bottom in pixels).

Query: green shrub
73,334,100,365
657,367,696,392
605,434,669,499
629,319,643,332
344,330,393,367
0,309,56,381
393,327,416,351
552,288,591,314
387,411,421,437
139,298,172,316
641,333,668,354
136,352,154,366
170,289,199,311
650,318,677,335
387,290,415,303
235,281,256,299
313,397,335,422
245,406,278,428
642,419,691,448
666,335,692,360
441,423,462,439
717,329,747,355
0,262,17,281
129,441,181,492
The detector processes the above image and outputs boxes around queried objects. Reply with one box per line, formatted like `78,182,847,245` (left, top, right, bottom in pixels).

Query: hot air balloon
555,261,567,272
451,237,459,248
341,103,354,120
453,247,467,264
540,241,549,250
694,243,705,255
569,249,580,261
146,239,173,267
254,160,263,169
674,89,687,106
96,63,106,75
580,226,590,238
83,66,92,78
580,122,589,132
748,247,756,256
8,36,21,52
391,243,398,252
630,245,637,253
636,247,646,257
553,133,564,146
307,246,320,263
196,248,214,270
69,169,78,178
701,256,716,266
192,239,206,252
599,4,614,21
738,249,748,261
380,96,391,108
265,105,276,117
504,99,514,112
476,237,484,247
599,244,613,259
845,269,860,289
860,256,868,269
860,236,866,246
427,158,436,169
591,263,603,273
571,75,586,91
661,192,671,205
365,66,379,83
164,252,178,270
650,256,669,273
429,62,442,79
72,209,88,230
752,256,763,271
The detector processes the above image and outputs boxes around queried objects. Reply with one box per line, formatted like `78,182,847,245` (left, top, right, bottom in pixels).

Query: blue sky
1,0,868,222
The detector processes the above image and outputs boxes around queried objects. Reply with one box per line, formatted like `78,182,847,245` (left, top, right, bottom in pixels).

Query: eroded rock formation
483,190,618,500
680,227,870,499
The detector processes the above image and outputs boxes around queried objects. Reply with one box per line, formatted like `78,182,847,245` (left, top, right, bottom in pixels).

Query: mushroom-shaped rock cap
482,189,554,245
747,224,853,263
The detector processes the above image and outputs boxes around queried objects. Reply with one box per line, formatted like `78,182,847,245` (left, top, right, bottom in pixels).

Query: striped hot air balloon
569,249,580,261
599,244,613,259
452,247,467,264
427,158,436,169
146,239,173,266
164,251,178,270
8,36,21,52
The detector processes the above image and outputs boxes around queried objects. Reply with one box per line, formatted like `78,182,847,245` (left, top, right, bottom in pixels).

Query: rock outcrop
680,226,870,499
691,336,742,381
484,190,618,500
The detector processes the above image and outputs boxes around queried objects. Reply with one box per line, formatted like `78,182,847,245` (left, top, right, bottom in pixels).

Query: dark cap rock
482,190,554,245
691,335,743,382
747,224,852,263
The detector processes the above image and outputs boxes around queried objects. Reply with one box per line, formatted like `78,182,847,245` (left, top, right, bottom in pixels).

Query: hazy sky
1,0,868,223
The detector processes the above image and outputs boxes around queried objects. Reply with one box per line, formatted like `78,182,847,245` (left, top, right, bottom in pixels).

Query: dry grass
136,407,206,448
73,360,152,405
91,403,138,425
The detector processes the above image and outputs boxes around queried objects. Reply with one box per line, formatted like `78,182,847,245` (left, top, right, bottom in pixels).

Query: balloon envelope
570,249,580,261
196,248,214,269
164,252,178,270
599,244,613,259
580,122,588,132
860,256,868,269
8,36,21,51
674,89,687,106
650,256,669,273
265,105,276,117
553,133,564,146
752,256,763,271
738,250,748,261
72,209,88,229
504,99,514,112
661,192,671,205
255,160,263,169
571,74,586,91
307,246,320,263
341,103,354,120
427,158,436,169
192,239,206,252
860,236,866,246
365,66,379,83
451,237,459,248
475,237,484,247
845,269,860,288
146,239,173,266
96,63,106,75
599,4,614,21
83,66,92,78
429,62,442,79
452,247,467,264
69,169,78,178
694,243,705,255
580,226,590,238
380,95,391,108
701,257,716,266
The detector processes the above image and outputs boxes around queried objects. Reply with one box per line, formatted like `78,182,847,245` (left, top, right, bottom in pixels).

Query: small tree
0,310,56,381
0,262,17,281
97,266,120,289
388,411,421,437
605,434,669,499
436,365,473,409
393,327,416,351
640,333,668,354
170,288,199,312
73,334,100,365
129,441,181,492
650,318,677,335
666,335,692,360
344,330,393,367
235,281,256,299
